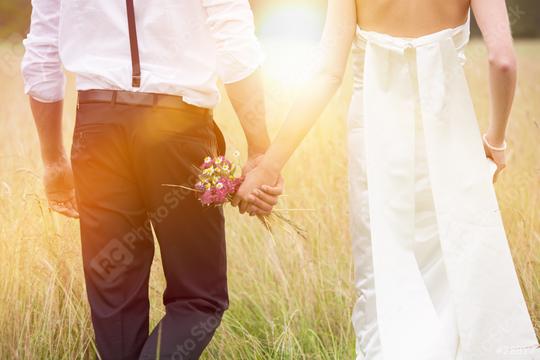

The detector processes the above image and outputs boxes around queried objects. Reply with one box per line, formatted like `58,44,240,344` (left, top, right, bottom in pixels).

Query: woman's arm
260,0,357,176
472,0,517,147
233,0,357,210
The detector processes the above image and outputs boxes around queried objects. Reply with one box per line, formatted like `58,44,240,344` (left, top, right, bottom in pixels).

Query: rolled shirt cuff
23,72,65,103
21,37,65,102
218,40,266,84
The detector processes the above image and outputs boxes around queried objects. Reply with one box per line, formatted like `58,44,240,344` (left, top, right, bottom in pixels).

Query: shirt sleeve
202,0,264,84
21,0,65,102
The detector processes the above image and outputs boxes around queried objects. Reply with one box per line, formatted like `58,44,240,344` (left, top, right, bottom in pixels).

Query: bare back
356,0,471,37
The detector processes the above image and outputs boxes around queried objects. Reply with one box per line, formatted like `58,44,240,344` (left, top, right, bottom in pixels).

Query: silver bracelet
483,133,507,151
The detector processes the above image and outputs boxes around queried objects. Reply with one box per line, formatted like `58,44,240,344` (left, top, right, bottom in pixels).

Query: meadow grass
0,40,538,359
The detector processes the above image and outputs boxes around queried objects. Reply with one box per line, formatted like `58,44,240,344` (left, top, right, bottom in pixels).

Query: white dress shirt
21,0,263,108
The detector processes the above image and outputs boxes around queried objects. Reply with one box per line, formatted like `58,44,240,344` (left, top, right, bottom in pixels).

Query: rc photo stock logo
90,238,136,282
89,183,195,283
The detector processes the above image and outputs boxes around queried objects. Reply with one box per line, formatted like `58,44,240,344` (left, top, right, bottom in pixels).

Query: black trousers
71,99,228,360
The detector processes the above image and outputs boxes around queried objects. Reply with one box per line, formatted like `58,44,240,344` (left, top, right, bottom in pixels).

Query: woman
234,0,540,359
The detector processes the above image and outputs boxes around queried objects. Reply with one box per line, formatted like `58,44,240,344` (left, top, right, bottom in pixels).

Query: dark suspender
126,0,141,88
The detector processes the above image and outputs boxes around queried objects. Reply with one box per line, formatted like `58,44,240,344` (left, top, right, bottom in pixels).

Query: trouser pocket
212,120,226,156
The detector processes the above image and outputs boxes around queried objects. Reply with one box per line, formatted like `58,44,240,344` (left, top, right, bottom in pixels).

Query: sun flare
258,4,324,89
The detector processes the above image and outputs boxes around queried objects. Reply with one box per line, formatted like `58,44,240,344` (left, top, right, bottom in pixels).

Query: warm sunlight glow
258,4,324,89
261,40,315,90
259,4,324,42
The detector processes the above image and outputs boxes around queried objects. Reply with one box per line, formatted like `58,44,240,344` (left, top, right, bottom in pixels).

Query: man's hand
232,161,282,216
44,157,79,218
27,98,78,218
246,176,284,216
242,154,264,177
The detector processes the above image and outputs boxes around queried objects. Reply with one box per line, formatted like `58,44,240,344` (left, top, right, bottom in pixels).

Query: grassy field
0,39,538,359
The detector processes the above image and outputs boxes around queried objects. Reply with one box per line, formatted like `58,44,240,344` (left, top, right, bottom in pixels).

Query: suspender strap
125,0,141,88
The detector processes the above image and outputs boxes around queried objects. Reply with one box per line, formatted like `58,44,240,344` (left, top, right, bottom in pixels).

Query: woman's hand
232,163,282,216
246,176,284,216
483,133,507,183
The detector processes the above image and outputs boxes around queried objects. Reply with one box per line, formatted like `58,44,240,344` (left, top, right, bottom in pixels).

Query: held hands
232,154,283,216
42,152,281,219
43,156,79,218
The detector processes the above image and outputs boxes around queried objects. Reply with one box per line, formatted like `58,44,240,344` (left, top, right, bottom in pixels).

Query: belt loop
112,90,118,105
152,93,158,107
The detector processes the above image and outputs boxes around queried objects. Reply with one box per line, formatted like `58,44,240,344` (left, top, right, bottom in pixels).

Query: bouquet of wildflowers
163,155,240,207
164,155,306,238
194,156,242,206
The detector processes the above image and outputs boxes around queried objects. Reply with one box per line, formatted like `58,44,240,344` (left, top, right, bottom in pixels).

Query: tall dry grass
0,40,538,359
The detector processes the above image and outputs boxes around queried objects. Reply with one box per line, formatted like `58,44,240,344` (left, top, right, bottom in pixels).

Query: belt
77,90,211,117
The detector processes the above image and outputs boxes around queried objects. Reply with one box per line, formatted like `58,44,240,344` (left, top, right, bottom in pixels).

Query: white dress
347,15,540,360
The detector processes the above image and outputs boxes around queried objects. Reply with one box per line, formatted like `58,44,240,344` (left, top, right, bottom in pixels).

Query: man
21,0,281,358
